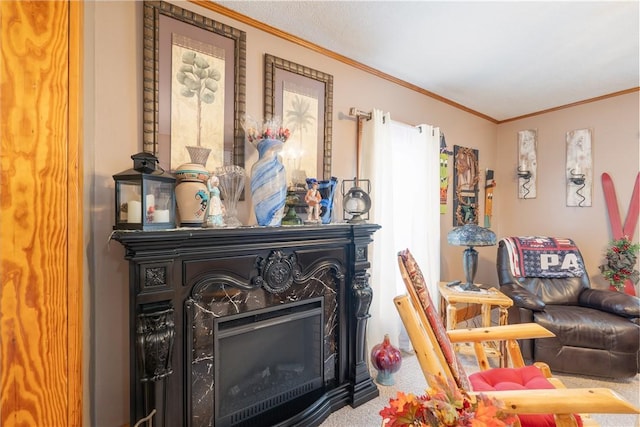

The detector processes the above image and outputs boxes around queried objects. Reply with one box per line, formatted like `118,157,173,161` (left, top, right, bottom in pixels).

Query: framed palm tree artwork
264,54,333,192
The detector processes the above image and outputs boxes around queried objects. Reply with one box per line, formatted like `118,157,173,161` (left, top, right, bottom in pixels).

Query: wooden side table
438,281,513,367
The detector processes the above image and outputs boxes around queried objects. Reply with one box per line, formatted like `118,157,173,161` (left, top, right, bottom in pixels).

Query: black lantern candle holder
113,152,176,230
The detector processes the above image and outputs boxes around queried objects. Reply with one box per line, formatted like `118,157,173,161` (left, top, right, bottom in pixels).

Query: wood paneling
1,1,83,425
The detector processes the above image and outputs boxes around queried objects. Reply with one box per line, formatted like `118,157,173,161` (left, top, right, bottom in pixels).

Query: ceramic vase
250,138,287,226
370,334,402,386
175,163,210,227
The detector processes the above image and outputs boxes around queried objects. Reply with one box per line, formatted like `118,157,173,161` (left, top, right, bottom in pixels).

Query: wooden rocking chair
395,248,639,427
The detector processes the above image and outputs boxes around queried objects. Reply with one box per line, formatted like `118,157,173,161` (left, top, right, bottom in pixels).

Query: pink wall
85,1,637,425
495,92,640,289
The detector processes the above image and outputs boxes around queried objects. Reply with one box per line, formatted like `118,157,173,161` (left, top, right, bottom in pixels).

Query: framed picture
264,54,333,193
453,145,479,226
143,1,246,172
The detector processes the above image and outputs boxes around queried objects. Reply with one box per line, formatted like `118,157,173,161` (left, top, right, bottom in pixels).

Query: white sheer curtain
360,109,441,352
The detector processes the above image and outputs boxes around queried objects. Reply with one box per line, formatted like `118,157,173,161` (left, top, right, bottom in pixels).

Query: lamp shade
447,223,496,247
447,224,497,291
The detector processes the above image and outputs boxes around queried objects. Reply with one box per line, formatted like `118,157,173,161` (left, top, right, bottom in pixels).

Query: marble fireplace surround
113,224,380,427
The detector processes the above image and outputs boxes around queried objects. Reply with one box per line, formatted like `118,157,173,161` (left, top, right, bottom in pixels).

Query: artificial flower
380,375,517,427
599,236,640,291
242,115,291,145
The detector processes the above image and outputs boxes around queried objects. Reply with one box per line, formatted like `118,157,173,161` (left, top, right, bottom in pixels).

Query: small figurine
305,179,322,222
206,175,225,227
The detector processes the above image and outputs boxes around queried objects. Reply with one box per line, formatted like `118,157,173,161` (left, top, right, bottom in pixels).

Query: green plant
599,236,640,291
176,50,221,147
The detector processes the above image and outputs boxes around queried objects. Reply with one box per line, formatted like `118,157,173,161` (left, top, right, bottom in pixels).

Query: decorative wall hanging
264,54,333,192
484,169,496,228
453,145,479,226
517,129,537,199
566,128,593,207
142,1,246,172
440,133,452,214
601,172,640,296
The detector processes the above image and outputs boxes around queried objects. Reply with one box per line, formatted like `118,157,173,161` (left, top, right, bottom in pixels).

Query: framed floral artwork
264,54,333,191
143,1,246,172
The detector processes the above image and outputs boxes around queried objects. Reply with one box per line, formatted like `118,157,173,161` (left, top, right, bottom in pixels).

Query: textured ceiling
214,1,639,122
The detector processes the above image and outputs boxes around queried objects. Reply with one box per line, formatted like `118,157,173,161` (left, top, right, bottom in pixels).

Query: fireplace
209,299,323,426
113,224,380,427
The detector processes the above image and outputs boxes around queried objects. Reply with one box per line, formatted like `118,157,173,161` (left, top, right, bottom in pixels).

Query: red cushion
470,365,582,427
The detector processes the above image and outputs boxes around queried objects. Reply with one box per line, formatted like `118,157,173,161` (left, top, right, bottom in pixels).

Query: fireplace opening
212,298,324,427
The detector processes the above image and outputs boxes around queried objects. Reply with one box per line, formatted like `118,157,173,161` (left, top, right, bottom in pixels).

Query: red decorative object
610,280,636,295
599,236,639,294
370,334,402,386
602,172,639,296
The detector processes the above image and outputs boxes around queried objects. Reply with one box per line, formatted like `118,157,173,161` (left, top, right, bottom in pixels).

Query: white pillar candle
146,194,155,210
573,164,582,175
128,200,142,223
154,209,170,223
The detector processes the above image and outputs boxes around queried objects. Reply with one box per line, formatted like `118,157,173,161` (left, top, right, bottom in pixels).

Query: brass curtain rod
348,107,372,120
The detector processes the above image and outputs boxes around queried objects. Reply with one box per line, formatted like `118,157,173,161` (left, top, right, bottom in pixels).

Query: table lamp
447,223,497,291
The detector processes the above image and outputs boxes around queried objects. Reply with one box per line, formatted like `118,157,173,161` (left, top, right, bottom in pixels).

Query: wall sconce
568,165,587,205
517,130,537,199
517,163,533,198
566,129,592,207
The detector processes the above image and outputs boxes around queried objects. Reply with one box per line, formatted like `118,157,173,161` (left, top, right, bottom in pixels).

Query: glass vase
250,138,287,226
215,165,245,228
370,334,402,386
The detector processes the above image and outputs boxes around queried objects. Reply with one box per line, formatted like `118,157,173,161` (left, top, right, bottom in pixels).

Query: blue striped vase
250,138,287,226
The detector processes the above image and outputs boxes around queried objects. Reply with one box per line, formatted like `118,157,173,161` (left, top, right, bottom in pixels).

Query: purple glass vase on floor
370,334,402,386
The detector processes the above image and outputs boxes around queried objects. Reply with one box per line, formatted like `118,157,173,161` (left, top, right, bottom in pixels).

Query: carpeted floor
319,353,640,427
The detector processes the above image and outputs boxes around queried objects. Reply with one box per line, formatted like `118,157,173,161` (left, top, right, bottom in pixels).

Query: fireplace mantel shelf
113,223,380,427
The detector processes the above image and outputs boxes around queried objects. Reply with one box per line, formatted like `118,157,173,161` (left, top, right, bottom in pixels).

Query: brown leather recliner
497,237,640,379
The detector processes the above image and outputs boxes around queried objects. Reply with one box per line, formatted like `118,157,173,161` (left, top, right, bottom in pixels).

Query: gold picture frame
264,54,333,190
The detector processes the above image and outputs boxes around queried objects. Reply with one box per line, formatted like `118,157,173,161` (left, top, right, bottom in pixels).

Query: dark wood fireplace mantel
113,224,380,427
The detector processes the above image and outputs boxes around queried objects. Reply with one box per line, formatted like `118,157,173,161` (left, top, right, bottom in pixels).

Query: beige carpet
320,353,640,427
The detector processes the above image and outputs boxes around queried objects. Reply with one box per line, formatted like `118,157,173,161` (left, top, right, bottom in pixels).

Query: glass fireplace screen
192,297,324,427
